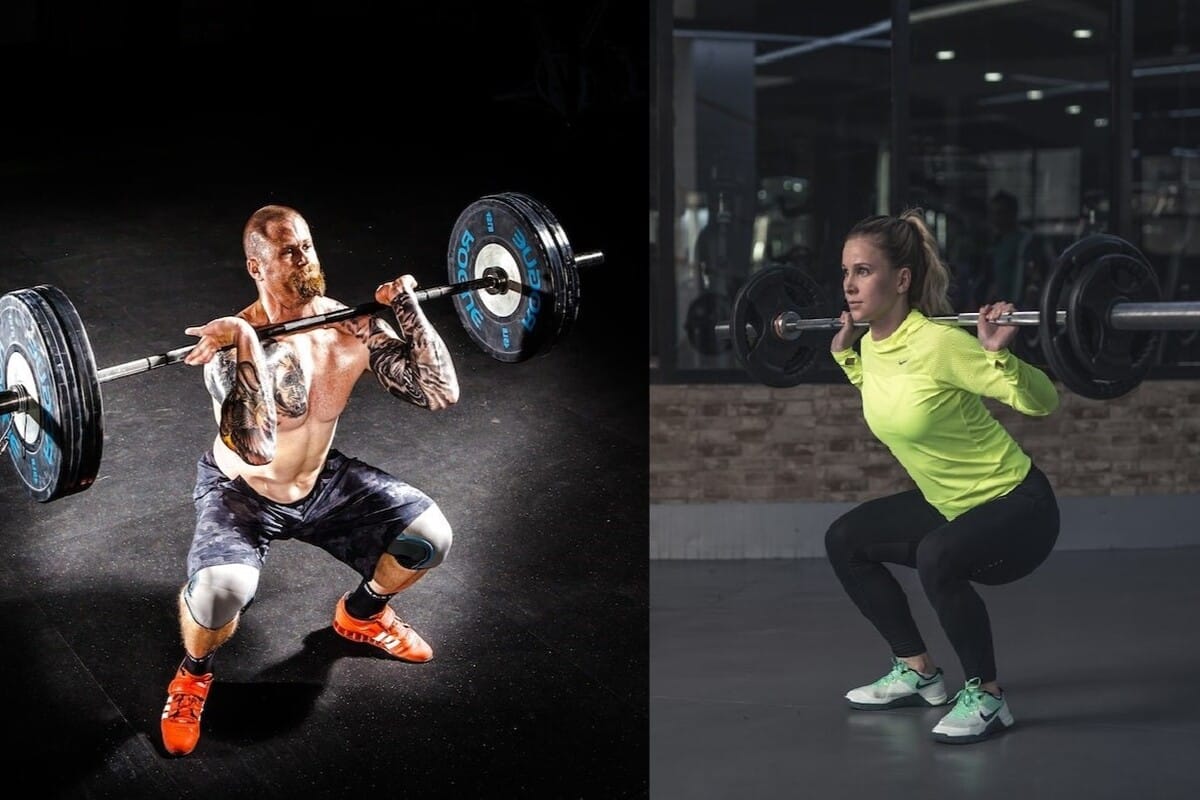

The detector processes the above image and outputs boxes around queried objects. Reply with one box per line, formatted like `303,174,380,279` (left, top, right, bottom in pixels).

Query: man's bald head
244,205,304,261
242,204,326,300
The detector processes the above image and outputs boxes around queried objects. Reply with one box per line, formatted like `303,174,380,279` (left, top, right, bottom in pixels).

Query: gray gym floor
650,548,1200,799
0,4,647,797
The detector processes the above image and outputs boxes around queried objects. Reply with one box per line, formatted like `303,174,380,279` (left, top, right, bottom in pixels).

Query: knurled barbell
0,191,603,503
714,233,1183,398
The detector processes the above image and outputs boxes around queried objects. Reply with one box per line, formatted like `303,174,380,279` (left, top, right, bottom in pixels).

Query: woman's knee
915,536,955,589
388,505,453,570
824,514,857,562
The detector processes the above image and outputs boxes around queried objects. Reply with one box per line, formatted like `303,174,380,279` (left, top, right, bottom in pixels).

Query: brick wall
650,379,1200,503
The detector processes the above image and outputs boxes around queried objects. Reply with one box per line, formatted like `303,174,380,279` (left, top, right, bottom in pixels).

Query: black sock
344,579,395,619
182,652,214,676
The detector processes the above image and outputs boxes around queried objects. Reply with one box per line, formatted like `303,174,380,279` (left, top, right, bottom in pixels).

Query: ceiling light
937,50,955,61
984,72,1003,82
1073,29,1093,39
1066,104,1082,114
1094,117,1109,127
1027,90,1044,100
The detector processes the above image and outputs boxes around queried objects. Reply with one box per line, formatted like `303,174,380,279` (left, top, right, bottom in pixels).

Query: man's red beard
292,267,327,299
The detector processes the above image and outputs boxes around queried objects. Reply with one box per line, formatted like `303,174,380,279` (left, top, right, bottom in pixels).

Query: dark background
0,2,648,797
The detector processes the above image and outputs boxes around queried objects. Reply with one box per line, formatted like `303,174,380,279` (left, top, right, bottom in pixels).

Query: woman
824,209,1060,744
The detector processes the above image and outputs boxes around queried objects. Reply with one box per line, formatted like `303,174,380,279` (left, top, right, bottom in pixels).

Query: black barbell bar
714,302,1200,342
0,253,604,417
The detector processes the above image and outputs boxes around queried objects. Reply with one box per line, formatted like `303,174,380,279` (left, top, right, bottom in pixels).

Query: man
160,204,460,756
984,190,1031,304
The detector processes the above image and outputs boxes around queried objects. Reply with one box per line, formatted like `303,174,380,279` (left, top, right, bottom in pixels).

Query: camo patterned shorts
188,448,435,580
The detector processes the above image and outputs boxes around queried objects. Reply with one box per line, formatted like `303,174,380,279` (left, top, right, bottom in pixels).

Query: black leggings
823,464,1059,684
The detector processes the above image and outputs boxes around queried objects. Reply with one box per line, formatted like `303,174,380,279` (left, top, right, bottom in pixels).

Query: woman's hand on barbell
831,311,865,353
978,301,1019,353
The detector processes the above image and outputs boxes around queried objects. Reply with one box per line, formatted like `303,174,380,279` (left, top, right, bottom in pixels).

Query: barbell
0,191,603,503
714,233,1188,400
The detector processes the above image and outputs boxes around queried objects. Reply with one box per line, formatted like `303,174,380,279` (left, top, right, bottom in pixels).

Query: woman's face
841,235,909,323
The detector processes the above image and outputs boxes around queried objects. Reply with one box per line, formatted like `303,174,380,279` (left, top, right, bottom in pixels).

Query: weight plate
0,288,95,501
488,192,573,350
35,285,104,497
730,266,825,387
1065,252,1161,381
501,192,582,344
1041,234,1157,400
446,195,562,362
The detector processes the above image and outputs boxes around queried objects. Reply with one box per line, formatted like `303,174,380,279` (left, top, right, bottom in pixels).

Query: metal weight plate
490,192,572,349
520,194,582,335
0,287,100,501
500,192,582,345
730,266,825,387
446,195,563,362
1040,234,1154,400
1065,252,1161,381
36,285,104,496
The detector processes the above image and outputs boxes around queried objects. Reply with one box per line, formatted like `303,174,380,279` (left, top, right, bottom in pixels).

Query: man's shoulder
236,301,263,326
315,296,351,314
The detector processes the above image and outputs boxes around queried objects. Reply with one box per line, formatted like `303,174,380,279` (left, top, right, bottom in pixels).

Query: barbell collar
573,251,605,270
0,384,28,415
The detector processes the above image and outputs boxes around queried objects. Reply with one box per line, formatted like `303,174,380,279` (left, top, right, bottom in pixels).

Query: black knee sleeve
387,535,437,569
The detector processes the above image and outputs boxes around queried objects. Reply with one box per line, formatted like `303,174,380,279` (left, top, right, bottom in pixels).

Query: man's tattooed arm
355,294,459,409
203,337,277,465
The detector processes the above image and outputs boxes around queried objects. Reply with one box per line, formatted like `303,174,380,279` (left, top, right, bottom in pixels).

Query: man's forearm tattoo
362,296,458,408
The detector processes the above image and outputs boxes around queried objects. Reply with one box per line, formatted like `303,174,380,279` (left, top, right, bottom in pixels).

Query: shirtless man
160,204,459,756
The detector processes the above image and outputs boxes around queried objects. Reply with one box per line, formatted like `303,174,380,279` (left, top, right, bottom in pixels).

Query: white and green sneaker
844,658,949,710
931,677,1014,743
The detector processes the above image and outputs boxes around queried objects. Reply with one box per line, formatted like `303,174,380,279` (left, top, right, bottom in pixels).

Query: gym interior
0,3,648,797
651,1,1200,797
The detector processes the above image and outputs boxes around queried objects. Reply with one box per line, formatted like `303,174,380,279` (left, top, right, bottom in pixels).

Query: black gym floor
650,548,1200,799
0,6,647,798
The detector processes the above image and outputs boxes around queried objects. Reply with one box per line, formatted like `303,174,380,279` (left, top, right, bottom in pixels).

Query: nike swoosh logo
914,677,939,689
898,360,909,365
980,708,1000,722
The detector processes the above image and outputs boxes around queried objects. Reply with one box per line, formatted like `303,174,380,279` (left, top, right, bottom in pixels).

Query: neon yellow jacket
832,308,1058,520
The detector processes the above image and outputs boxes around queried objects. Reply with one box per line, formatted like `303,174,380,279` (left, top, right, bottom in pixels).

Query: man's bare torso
209,296,371,503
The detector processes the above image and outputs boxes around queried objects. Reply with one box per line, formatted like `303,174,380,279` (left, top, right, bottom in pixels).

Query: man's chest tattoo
206,342,309,418
265,342,308,418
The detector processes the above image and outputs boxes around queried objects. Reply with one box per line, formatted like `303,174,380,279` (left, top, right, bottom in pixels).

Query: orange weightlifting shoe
332,594,433,662
160,666,213,756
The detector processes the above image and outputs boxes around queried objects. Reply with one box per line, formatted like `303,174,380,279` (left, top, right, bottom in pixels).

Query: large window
651,0,1200,384
654,1,892,382
1133,0,1200,368
909,0,1112,364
